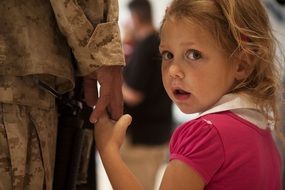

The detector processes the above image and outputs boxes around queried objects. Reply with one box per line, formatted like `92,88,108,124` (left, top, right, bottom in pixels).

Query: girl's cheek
161,65,169,77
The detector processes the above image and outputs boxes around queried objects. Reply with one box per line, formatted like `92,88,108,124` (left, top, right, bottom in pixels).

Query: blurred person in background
122,20,137,64
121,0,173,189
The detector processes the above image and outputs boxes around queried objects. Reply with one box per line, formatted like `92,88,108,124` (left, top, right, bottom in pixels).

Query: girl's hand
94,112,132,154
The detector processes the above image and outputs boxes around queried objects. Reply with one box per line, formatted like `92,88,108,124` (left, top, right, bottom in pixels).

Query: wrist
98,144,120,157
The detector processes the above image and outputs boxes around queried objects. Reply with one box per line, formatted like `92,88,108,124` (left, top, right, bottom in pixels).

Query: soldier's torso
0,0,74,93
0,0,123,98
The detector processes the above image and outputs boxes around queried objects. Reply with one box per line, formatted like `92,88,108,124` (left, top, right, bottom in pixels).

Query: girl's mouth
173,89,191,100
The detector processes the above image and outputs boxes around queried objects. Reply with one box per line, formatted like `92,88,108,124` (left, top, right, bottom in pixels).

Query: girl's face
160,19,239,114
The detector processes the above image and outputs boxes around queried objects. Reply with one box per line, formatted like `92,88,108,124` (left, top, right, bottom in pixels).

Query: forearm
99,148,144,190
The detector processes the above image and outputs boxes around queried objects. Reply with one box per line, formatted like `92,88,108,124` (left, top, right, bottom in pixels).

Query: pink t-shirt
170,111,281,190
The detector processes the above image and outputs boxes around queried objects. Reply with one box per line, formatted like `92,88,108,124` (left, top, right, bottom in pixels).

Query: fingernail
90,118,97,124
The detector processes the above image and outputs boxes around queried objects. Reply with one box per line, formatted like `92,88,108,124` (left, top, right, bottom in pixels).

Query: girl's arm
160,160,205,190
95,113,144,190
99,146,144,190
95,113,205,190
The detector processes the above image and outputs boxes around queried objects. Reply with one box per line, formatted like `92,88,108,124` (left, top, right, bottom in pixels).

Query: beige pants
0,103,57,190
121,138,168,190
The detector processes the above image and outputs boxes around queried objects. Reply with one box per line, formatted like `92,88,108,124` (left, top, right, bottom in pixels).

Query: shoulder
170,116,225,183
170,117,223,153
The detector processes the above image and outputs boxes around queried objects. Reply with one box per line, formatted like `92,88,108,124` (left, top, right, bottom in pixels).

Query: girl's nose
169,63,184,79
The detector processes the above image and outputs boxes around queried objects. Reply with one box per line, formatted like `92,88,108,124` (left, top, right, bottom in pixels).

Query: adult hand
94,112,132,154
84,65,123,123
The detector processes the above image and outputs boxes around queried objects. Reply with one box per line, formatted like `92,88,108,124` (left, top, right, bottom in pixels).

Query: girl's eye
161,51,173,61
185,49,202,60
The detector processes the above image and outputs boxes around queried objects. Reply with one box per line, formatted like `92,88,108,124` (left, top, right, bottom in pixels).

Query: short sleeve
169,118,224,184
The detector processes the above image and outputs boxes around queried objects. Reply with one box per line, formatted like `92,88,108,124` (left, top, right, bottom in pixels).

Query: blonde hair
161,0,283,132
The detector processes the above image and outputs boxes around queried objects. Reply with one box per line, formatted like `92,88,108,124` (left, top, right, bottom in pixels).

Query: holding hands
84,65,124,123
94,113,132,154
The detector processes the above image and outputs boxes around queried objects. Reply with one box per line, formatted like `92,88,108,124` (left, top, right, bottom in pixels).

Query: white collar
192,93,270,130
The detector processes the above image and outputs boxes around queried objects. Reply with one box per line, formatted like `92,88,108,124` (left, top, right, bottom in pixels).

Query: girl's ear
234,52,253,81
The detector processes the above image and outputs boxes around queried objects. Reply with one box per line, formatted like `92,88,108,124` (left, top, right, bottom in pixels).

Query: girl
94,0,283,189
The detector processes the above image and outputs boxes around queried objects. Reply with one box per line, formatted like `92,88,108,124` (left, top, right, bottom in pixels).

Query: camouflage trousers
0,103,57,190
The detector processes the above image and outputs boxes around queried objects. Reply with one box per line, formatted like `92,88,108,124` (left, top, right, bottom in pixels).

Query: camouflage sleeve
49,0,125,76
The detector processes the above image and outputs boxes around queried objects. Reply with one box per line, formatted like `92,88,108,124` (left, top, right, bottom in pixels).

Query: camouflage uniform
0,0,124,189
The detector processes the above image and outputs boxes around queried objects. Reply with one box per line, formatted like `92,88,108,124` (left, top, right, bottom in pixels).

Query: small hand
95,113,132,154
84,65,123,123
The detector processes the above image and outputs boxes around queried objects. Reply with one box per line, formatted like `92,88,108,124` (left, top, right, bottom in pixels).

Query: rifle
39,78,96,190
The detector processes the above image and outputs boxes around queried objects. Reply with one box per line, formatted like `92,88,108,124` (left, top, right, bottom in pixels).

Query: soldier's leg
30,105,57,190
0,104,45,190
24,115,45,189
0,103,12,190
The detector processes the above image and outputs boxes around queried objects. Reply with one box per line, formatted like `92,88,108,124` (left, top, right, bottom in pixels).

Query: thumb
114,114,132,134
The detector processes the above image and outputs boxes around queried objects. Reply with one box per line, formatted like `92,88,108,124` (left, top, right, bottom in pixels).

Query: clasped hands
83,65,124,123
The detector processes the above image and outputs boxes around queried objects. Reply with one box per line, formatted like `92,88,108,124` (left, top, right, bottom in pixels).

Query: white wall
118,0,172,36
